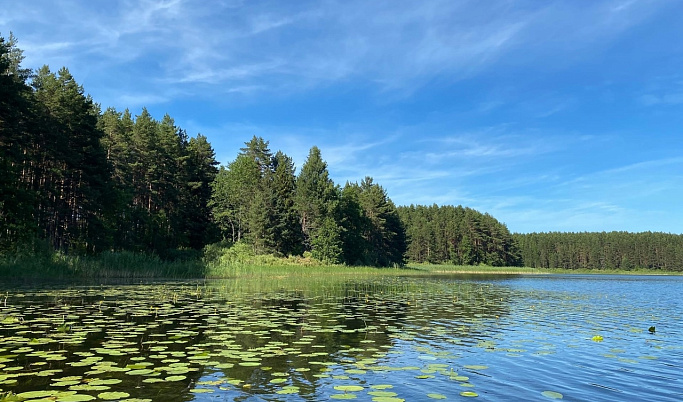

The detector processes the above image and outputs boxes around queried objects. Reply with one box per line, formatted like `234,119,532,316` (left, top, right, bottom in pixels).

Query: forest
514,231,683,271
1,33,682,272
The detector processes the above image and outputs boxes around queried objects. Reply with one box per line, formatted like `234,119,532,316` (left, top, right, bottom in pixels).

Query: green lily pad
427,394,446,399
334,385,364,392
542,391,563,399
17,391,58,399
98,392,130,400
57,394,96,402
460,391,478,397
368,391,398,397
276,387,300,395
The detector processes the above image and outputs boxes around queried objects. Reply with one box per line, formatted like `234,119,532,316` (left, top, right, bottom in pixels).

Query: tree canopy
2,32,680,272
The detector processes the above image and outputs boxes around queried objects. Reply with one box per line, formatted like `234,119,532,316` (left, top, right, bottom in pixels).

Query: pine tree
270,151,302,256
0,33,37,251
32,66,113,253
295,146,338,251
183,134,219,249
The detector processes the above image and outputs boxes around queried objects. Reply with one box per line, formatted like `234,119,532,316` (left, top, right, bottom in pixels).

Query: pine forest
2,33,682,273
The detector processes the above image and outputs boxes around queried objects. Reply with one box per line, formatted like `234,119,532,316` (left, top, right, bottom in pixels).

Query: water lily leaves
460,391,478,397
125,369,154,376
17,391,56,399
190,388,214,393
541,391,563,399
97,392,130,400
464,365,488,370
68,384,109,392
56,394,96,402
1,278,669,401
334,385,364,392
369,391,399,397
51,380,82,387
142,378,164,384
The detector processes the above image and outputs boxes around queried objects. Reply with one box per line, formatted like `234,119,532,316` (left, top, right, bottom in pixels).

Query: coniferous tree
295,146,338,251
0,33,37,252
270,151,302,256
183,134,219,249
339,183,370,265
32,66,113,253
311,216,343,264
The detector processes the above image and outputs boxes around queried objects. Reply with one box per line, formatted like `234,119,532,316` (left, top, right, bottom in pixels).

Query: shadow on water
0,276,516,401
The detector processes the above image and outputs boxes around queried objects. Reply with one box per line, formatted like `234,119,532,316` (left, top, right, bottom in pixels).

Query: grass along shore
1,247,680,280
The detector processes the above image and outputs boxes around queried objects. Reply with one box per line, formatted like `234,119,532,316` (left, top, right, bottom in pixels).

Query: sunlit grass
2,246,680,280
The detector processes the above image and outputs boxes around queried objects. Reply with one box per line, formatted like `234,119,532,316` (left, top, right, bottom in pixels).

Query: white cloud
6,0,674,103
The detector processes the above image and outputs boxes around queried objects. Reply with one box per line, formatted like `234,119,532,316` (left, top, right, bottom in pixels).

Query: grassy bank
0,250,204,280
1,242,680,280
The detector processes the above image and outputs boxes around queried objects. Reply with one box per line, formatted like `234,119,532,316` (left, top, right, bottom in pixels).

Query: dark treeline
4,33,681,272
1,33,219,257
0,33,409,266
398,205,520,266
514,232,683,271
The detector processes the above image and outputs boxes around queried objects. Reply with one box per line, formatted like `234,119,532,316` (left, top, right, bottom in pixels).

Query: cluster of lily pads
0,279,505,401
2,276,668,400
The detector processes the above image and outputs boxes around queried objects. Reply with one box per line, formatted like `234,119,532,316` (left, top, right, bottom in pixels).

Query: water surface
0,274,681,401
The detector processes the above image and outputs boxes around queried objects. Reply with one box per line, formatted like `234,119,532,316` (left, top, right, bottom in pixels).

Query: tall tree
295,146,338,251
32,66,113,253
183,134,219,249
354,177,405,266
270,151,302,256
210,154,260,243
0,33,37,252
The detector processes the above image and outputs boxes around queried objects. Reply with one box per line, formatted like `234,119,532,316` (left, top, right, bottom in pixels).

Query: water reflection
0,275,681,401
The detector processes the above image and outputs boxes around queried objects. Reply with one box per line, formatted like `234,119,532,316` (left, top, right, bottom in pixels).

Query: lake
0,274,681,401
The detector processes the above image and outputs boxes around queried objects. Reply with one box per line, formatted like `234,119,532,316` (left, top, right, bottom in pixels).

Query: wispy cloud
4,0,682,234
8,0,673,100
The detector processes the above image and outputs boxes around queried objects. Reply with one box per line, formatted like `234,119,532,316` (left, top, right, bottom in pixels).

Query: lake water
0,274,681,401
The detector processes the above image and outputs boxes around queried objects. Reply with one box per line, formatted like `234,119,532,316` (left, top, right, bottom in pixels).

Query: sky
3,0,683,234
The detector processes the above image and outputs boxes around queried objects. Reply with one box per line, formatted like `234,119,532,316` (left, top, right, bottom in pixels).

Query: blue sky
3,0,683,233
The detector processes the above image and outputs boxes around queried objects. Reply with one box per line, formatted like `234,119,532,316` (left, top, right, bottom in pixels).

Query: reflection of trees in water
0,279,516,400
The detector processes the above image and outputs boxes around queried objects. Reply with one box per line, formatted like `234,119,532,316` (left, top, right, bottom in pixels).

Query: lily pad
98,392,130,400
542,391,563,399
57,394,96,402
334,385,364,392
464,365,488,370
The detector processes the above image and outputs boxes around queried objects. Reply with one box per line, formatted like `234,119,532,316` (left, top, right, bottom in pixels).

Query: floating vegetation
541,390,564,399
0,275,679,401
